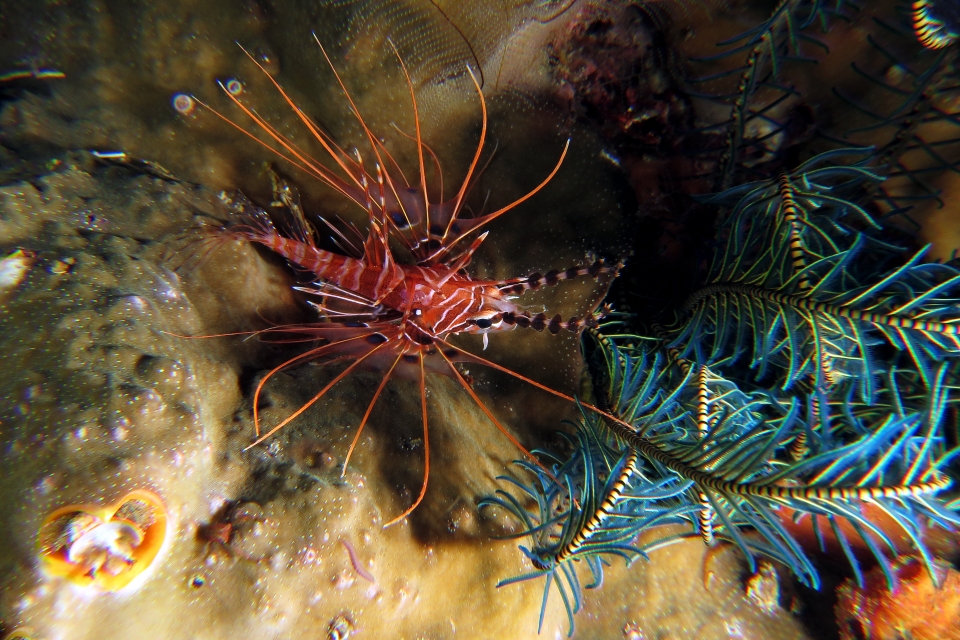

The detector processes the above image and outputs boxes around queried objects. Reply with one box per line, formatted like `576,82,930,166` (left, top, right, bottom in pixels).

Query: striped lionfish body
199,38,620,525
225,204,524,342
225,206,609,344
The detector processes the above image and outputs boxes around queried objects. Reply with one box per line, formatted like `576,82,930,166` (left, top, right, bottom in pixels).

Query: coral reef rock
835,556,960,640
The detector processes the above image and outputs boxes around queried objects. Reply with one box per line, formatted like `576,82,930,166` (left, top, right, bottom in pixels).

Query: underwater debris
835,556,960,640
0,69,65,83
47,255,75,276
196,503,237,562
223,78,244,96
326,612,355,640
88,151,179,182
36,489,168,591
196,501,277,563
0,68,65,101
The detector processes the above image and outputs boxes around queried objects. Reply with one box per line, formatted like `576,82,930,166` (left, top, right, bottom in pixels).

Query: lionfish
196,37,620,525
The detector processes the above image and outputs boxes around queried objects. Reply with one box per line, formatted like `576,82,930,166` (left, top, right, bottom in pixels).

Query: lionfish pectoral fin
159,215,237,275
248,331,378,436
199,55,361,205
341,350,404,478
383,351,431,528
383,38,432,237
439,64,487,241
381,63,488,264
246,337,388,447
440,341,636,435
435,344,562,486
309,34,422,243
362,217,394,270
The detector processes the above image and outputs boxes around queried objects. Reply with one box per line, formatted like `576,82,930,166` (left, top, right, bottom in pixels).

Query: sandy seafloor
0,1,867,638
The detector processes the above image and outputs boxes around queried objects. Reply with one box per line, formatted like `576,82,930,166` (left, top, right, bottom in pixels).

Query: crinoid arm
913,0,960,49
826,10,960,220
685,0,857,187
482,412,695,638
593,338,960,591
667,149,960,402
484,308,957,633
481,337,698,637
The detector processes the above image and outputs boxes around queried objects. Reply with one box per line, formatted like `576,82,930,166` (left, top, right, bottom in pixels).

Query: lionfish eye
474,318,492,329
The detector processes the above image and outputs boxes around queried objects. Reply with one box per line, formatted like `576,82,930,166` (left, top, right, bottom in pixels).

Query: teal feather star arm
486,331,958,639
593,339,959,590
687,0,859,187
480,412,696,638
667,150,960,401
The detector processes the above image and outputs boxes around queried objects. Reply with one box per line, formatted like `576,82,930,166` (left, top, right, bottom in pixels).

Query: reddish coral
779,505,960,569
835,556,960,640
548,2,693,155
